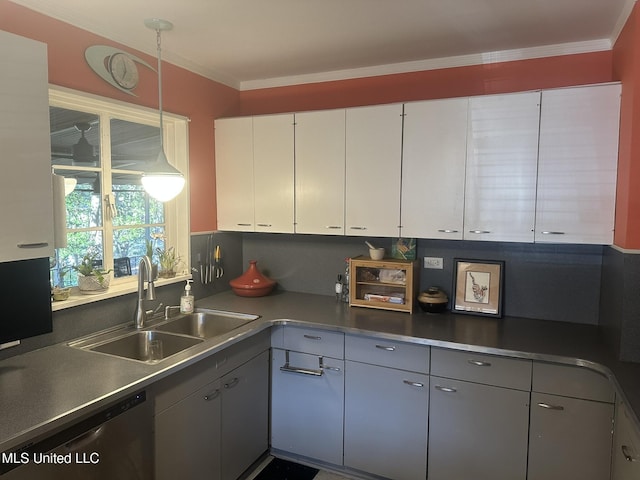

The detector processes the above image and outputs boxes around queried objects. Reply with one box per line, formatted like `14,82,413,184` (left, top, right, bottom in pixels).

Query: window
49,87,190,293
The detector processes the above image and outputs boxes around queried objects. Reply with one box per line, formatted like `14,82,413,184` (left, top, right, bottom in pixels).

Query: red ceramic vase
229,260,276,297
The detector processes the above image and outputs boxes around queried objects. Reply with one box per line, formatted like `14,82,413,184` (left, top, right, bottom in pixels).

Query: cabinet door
612,402,640,480
345,104,403,237
0,31,53,261
295,109,346,234
271,349,344,465
215,117,254,231
401,98,468,239
253,113,295,233
344,360,428,480
429,377,529,480
536,84,620,244
464,92,540,242
155,379,221,480
528,392,614,480
220,350,269,480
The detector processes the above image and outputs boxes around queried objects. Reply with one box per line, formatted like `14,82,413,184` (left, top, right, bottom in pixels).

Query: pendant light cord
156,28,164,150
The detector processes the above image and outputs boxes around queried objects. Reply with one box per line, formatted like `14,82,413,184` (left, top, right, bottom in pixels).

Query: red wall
0,0,240,233
613,4,640,249
240,52,613,115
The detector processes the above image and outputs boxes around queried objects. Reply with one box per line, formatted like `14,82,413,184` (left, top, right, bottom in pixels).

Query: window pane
50,107,100,167
54,231,104,287
112,175,164,227
60,171,103,229
113,226,165,276
110,118,161,171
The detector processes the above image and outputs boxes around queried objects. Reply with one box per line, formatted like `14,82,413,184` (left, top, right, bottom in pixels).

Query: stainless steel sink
155,309,259,339
84,330,204,363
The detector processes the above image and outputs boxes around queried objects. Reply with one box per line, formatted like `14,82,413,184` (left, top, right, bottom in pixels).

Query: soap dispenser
180,279,194,314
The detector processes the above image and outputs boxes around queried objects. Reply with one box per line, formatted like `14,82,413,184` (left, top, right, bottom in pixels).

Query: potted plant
156,246,181,278
73,251,112,293
52,266,71,301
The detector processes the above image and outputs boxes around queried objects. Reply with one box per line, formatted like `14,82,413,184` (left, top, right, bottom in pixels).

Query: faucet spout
134,255,156,329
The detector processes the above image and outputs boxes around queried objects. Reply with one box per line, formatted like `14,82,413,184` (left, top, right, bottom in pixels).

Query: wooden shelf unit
349,256,419,313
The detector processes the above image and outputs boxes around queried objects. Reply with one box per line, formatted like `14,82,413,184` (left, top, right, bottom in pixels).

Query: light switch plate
424,257,444,269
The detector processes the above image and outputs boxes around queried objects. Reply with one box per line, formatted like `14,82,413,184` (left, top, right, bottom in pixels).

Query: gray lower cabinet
271,348,344,465
428,377,530,480
155,378,222,480
220,350,269,480
344,360,428,480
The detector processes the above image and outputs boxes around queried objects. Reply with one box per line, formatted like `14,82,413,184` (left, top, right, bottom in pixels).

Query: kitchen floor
246,456,352,480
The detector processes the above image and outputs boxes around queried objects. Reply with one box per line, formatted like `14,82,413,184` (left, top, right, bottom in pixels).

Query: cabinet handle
541,231,566,235
224,377,240,389
622,445,639,462
349,226,367,230
203,389,220,401
303,334,322,340
256,223,272,227
17,242,49,248
325,226,342,230
375,345,396,351
403,380,424,388
324,365,342,372
468,230,491,234
537,402,564,411
434,385,457,393
438,229,459,233
236,223,252,227
467,359,492,367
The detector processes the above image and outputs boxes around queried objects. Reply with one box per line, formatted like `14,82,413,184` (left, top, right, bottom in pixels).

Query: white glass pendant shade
63,177,77,196
141,149,185,202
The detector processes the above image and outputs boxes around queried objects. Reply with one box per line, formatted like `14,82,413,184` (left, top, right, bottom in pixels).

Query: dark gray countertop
1,290,638,454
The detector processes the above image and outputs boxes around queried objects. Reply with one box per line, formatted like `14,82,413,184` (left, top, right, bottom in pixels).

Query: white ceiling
9,0,636,90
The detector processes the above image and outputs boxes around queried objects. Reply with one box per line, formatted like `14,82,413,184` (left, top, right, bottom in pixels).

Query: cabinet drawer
345,334,429,373
282,326,344,358
431,347,532,391
532,362,614,403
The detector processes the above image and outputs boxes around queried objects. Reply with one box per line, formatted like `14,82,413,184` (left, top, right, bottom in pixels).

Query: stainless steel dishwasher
1,391,152,479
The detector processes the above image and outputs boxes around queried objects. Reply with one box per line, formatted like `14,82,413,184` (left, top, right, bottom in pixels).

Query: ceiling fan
71,122,98,164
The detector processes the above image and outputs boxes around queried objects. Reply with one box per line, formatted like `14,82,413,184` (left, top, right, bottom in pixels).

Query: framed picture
452,259,504,317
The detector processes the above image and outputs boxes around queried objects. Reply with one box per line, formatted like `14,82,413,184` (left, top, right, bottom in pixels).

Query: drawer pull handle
349,226,367,230
17,242,49,248
437,229,459,233
541,231,566,235
303,334,322,340
324,365,342,372
434,385,457,393
468,359,492,367
375,345,396,351
469,230,491,234
537,402,564,411
236,223,252,227
622,445,639,462
256,223,272,227
325,225,342,229
280,350,324,376
203,389,220,401
224,377,240,389
403,380,424,388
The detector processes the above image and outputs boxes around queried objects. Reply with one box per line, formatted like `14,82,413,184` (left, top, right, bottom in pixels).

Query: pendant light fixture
142,18,185,202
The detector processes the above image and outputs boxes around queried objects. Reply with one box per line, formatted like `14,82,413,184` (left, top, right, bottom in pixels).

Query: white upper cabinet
345,104,403,237
0,31,54,262
536,84,621,244
215,117,255,231
253,113,295,233
464,92,541,243
401,98,468,239
295,109,346,235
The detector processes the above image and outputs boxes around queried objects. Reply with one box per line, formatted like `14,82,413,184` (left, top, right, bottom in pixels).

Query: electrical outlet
424,257,444,269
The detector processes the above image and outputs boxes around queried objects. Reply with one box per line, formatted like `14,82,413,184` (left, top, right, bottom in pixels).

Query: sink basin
87,330,204,363
155,310,259,339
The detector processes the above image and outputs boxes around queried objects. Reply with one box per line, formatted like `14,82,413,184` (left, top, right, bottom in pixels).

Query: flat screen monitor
0,257,52,344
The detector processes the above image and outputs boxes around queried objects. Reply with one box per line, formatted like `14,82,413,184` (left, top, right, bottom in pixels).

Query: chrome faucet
134,255,156,329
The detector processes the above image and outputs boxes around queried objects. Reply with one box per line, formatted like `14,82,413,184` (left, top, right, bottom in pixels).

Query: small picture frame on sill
452,259,504,318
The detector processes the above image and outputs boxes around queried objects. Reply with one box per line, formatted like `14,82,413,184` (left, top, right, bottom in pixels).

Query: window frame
50,86,191,310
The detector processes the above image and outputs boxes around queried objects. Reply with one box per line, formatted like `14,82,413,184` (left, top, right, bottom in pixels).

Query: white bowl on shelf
369,248,385,260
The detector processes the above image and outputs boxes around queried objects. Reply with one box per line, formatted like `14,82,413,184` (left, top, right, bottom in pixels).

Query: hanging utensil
207,233,214,284
197,252,204,284
214,245,224,279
